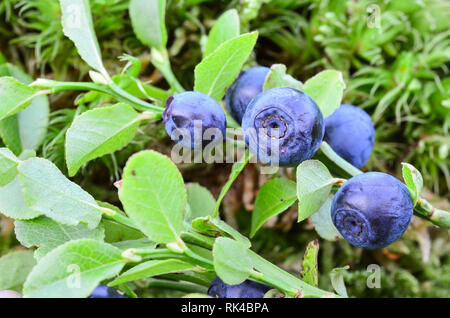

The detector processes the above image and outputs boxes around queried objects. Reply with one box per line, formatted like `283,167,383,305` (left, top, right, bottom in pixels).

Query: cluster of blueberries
164,66,414,252
163,66,375,169
1,68,414,300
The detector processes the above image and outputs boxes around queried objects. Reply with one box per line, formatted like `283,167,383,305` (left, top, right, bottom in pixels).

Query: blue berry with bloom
242,87,324,166
208,277,271,298
331,172,414,249
163,91,227,149
324,104,375,169
225,66,270,124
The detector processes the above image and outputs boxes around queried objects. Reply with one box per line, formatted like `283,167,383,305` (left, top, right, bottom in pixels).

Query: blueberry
163,91,227,149
331,172,414,249
225,66,270,124
324,104,375,169
208,277,271,298
241,87,324,166
0,290,22,298
89,285,128,298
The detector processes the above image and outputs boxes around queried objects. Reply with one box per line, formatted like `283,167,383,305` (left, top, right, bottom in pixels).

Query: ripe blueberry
163,91,227,149
324,104,375,169
0,290,22,298
331,172,414,249
208,277,271,298
89,285,128,298
241,87,324,166
225,66,270,124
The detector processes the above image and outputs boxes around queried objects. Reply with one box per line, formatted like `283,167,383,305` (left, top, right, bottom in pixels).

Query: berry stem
415,198,450,228
151,48,185,93
318,142,363,177
30,78,164,114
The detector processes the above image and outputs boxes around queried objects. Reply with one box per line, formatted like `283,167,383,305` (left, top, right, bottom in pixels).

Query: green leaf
0,77,38,121
213,150,252,217
185,183,216,222
0,250,36,291
17,158,102,228
120,150,186,243
0,116,22,155
192,216,251,248
329,266,349,298
296,160,333,222
213,237,253,285
303,70,346,118
23,239,126,298
0,64,49,153
263,64,303,91
310,195,341,241
250,178,297,237
129,0,168,50
112,238,155,251
248,250,328,297
109,259,196,286
17,94,49,151
102,219,145,244
65,103,141,176
59,0,108,77
0,147,19,187
15,216,105,260
194,32,258,101
204,9,240,57
401,162,423,206
301,240,319,287
0,177,41,220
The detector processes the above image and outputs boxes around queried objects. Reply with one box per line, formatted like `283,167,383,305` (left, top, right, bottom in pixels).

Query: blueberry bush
0,0,449,298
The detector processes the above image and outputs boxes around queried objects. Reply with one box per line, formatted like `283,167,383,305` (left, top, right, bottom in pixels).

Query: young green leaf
120,150,186,244
213,150,252,217
204,9,240,57
0,77,38,121
15,216,105,260
185,183,216,222
23,239,126,298
310,195,341,241
329,266,349,298
303,70,346,118
59,0,109,78
194,32,258,101
0,250,36,291
65,103,141,176
213,237,253,285
401,162,423,206
263,64,303,92
0,178,41,220
129,0,168,50
17,158,102,228
301,240,319,287
109,259,196,286
192,216,251,248
250,178,297,238
297,160,334,222
0,147,19,187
